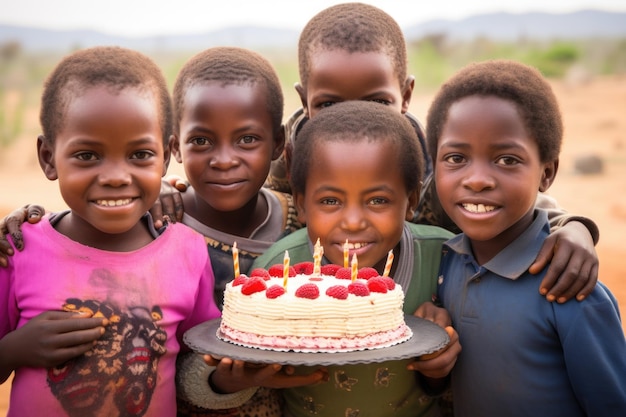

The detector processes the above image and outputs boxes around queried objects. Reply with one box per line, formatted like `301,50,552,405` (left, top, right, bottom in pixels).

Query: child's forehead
180,82,273,120
310,48,397,73
311,137,400,168
306,139,406,191
67,83,156,106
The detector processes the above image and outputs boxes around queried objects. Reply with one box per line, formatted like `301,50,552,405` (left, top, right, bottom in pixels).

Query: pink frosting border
217,324,413,353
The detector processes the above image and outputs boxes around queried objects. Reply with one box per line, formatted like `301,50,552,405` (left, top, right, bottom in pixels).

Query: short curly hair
426,60,562,163
298,2,407,90
290,100,423,196
172,47,283,135
40,46,172,147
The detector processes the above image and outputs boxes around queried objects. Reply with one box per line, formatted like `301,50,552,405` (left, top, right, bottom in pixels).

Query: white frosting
219,272,411,352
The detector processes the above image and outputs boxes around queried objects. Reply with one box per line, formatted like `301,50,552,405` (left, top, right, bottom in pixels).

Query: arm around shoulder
537,193,599,244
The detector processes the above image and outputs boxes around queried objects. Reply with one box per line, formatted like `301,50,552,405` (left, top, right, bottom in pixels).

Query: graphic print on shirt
47,297,167,417
374,367,396,388
334,370,358,391
301,395,324,414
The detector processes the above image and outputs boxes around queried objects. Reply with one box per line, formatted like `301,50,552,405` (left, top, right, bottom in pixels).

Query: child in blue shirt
426,59,626,416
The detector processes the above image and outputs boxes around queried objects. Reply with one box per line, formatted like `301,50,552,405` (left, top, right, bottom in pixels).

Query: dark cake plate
183,315,449,366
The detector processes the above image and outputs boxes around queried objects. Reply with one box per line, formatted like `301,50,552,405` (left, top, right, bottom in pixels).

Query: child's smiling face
435,95,557,260
297,49,412,119
172,82,283,214
295,139,417,273
41,85,166,236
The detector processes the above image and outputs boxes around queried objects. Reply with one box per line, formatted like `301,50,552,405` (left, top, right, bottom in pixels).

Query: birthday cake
218,252,412,353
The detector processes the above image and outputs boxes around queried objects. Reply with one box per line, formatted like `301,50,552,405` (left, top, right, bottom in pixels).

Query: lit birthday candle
283,250,290,288
313,238,321,275
343,239,349,268
351,253,358,282
232,242,240,278
383,249,394,277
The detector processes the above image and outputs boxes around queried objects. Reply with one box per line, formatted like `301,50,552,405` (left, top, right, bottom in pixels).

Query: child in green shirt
207,100,460,417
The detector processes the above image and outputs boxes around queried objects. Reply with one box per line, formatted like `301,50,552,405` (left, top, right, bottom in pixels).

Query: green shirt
251,223,453,417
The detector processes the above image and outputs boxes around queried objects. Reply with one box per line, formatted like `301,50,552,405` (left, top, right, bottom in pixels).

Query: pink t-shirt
0,214,220,417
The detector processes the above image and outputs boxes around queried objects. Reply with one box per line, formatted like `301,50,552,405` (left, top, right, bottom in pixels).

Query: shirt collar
444,209,550,280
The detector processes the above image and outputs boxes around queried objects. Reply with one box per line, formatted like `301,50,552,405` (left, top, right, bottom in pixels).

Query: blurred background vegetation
1,35,625,148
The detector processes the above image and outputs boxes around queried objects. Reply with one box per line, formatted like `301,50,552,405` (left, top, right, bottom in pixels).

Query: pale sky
2,0,625,37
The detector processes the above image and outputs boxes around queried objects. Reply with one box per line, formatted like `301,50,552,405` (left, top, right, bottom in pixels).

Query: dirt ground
0,75,625,413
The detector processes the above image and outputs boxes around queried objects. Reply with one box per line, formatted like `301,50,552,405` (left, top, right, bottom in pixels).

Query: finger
537,251,568,300
149,199,165,230
26,205,46,223
554,255,595,303
172,192,185,222
214,357,235,373
249,363,282,384
203,354,221,366
165,175,183,187
51,325,106,348
419,326,455,360
160,195,178,224
174,179,189,192
576,263,599,301
0,238,13,266
4,207,29,251
530,237,556,290
543,253,582,302
40,311,108,330
229,359,248,378
43,340,101,368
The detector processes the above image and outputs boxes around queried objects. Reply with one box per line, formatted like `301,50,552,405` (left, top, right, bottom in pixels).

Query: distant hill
0,24,299,52
404,9,626,40
1,9,625,52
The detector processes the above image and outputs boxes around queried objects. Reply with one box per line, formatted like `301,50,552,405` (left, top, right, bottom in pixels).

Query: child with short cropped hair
149,46,315,416
169,46,300,310
208,100,461,417
427,60,626,416
0,46,220,417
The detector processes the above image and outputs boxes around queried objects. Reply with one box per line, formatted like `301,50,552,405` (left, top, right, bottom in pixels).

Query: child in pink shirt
0,46,219,417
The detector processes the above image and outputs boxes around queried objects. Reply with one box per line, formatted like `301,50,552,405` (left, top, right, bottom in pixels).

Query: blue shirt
438,209,626,416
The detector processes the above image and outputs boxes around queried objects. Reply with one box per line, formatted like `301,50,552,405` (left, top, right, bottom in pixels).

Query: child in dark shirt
425,59,626,416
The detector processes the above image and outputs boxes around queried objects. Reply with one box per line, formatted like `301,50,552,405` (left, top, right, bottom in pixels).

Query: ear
295,82,308,118
401,75,415,114
162,137,172,176
405,188,419,221
294,191,307,225
272,126,286,161
169,134,183,164
37,135,58,181
539,159,559,192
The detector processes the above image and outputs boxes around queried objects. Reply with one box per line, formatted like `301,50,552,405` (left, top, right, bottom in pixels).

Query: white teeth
463,203,496,213
345,242,367,249
96,199,132,207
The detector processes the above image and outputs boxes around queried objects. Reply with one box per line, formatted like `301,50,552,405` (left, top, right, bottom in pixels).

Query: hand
408,326,460,380
530,221,598,303
413,301,451,328
204,355,327,393
0,311,107,382
149,177,187,229
0,204,45,267
166,174,190,192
